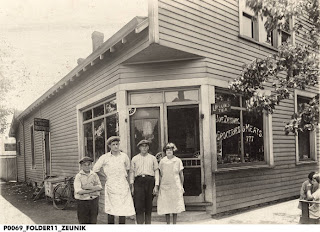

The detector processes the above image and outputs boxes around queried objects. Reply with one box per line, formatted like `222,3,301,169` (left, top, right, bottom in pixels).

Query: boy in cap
74,156,102,224
93,136,135,224
130,139,159,224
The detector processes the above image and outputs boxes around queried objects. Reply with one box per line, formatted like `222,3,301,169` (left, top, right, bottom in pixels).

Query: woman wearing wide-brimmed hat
157,142,185,224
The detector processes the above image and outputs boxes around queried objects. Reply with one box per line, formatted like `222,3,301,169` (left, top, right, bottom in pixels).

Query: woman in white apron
157,142,185,224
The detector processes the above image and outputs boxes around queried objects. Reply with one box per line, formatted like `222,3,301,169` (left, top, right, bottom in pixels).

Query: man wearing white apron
93,136,135,224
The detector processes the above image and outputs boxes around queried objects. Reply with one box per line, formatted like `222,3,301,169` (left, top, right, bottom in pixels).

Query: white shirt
130,153,159,185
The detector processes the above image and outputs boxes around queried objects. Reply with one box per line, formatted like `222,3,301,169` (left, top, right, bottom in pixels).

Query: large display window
82,98,118,161
215,90,265,167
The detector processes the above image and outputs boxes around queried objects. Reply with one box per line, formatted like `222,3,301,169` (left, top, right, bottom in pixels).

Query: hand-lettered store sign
211,101,231,114
34,118,50,132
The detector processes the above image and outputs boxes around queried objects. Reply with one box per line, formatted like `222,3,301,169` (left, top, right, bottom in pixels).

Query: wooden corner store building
9,0,319,215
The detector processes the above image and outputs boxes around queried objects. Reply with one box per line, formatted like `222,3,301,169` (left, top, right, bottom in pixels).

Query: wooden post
148,0,159,44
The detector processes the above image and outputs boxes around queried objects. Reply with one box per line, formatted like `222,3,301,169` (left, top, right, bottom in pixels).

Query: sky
0,0,148,132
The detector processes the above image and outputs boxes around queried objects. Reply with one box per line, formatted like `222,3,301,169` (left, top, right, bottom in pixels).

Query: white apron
100,152,135,216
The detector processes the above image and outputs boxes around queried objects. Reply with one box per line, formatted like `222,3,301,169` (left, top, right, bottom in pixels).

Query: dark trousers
134,175,155,224
108,215,126,224
77,197,99,224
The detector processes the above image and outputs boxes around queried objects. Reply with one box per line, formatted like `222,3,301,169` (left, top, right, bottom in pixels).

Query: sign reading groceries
34,118,50,132
211,101,231,114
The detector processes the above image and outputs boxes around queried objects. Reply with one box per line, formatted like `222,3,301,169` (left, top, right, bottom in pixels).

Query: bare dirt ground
0,180,306,225
0,181,78,224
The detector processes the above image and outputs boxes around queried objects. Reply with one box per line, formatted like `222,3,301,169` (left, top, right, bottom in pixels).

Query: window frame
82,97,118,161
239,1,259,41
214,89,274,171
294,90,317,164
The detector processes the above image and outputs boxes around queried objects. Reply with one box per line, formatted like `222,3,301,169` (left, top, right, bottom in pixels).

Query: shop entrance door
128,90,204,204
166,105,204,203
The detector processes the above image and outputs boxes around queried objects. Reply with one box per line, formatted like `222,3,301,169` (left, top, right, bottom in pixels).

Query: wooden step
152,202,213,212
151,211,212,223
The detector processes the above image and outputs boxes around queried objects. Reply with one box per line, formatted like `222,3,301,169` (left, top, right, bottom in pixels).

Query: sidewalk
0,181,302,224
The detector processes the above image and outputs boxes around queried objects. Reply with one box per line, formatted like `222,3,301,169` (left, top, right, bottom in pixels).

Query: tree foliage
229,0,319,135
0,37,29,134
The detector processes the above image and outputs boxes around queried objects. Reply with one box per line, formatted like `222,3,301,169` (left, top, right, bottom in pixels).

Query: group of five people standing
74,135,185,224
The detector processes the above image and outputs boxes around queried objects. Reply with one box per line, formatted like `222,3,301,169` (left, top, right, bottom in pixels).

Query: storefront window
83,98,118,161
216,110,241,164
215,91,265,167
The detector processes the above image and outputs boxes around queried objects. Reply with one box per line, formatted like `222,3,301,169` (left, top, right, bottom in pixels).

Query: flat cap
106,136,120,145
137,139,150,147
79,156,94,164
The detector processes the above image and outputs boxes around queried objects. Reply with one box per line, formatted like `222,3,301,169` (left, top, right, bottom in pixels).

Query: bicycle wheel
53,183,71,210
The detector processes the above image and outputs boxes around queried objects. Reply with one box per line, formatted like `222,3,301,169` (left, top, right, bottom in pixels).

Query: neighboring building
9,0,319,215
0,135,16,181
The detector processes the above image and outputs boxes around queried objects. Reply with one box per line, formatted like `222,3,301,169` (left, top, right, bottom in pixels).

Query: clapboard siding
119,59,207,84
22,112,45,184
158,0,319,213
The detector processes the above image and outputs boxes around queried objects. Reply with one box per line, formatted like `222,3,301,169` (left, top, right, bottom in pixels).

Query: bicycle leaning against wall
52,176,75,210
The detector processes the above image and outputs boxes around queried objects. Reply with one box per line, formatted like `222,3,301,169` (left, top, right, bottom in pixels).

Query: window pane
281,31,290,44
94,119,105,159
84,123,93,159
132,118,159,156
130,107,161,157
298,96,310,112
299,131,310,160
243,13,253,38
130,92,162,105
243,111,264,163
106,114,118,152
165,90,199,102
215,92,240,107
105,99,117,114
83,110,92,121
216,110,241,164
93,105,104,118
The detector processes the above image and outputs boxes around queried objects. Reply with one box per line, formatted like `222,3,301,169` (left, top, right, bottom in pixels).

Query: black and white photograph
0,0,319,229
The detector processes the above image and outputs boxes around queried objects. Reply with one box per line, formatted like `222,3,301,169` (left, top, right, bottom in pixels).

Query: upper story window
82,98,118,161
242,12,256,39
295,92,317,163
239,0,293,48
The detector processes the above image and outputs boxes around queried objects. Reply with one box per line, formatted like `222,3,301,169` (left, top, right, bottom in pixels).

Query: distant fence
0,157,17,181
